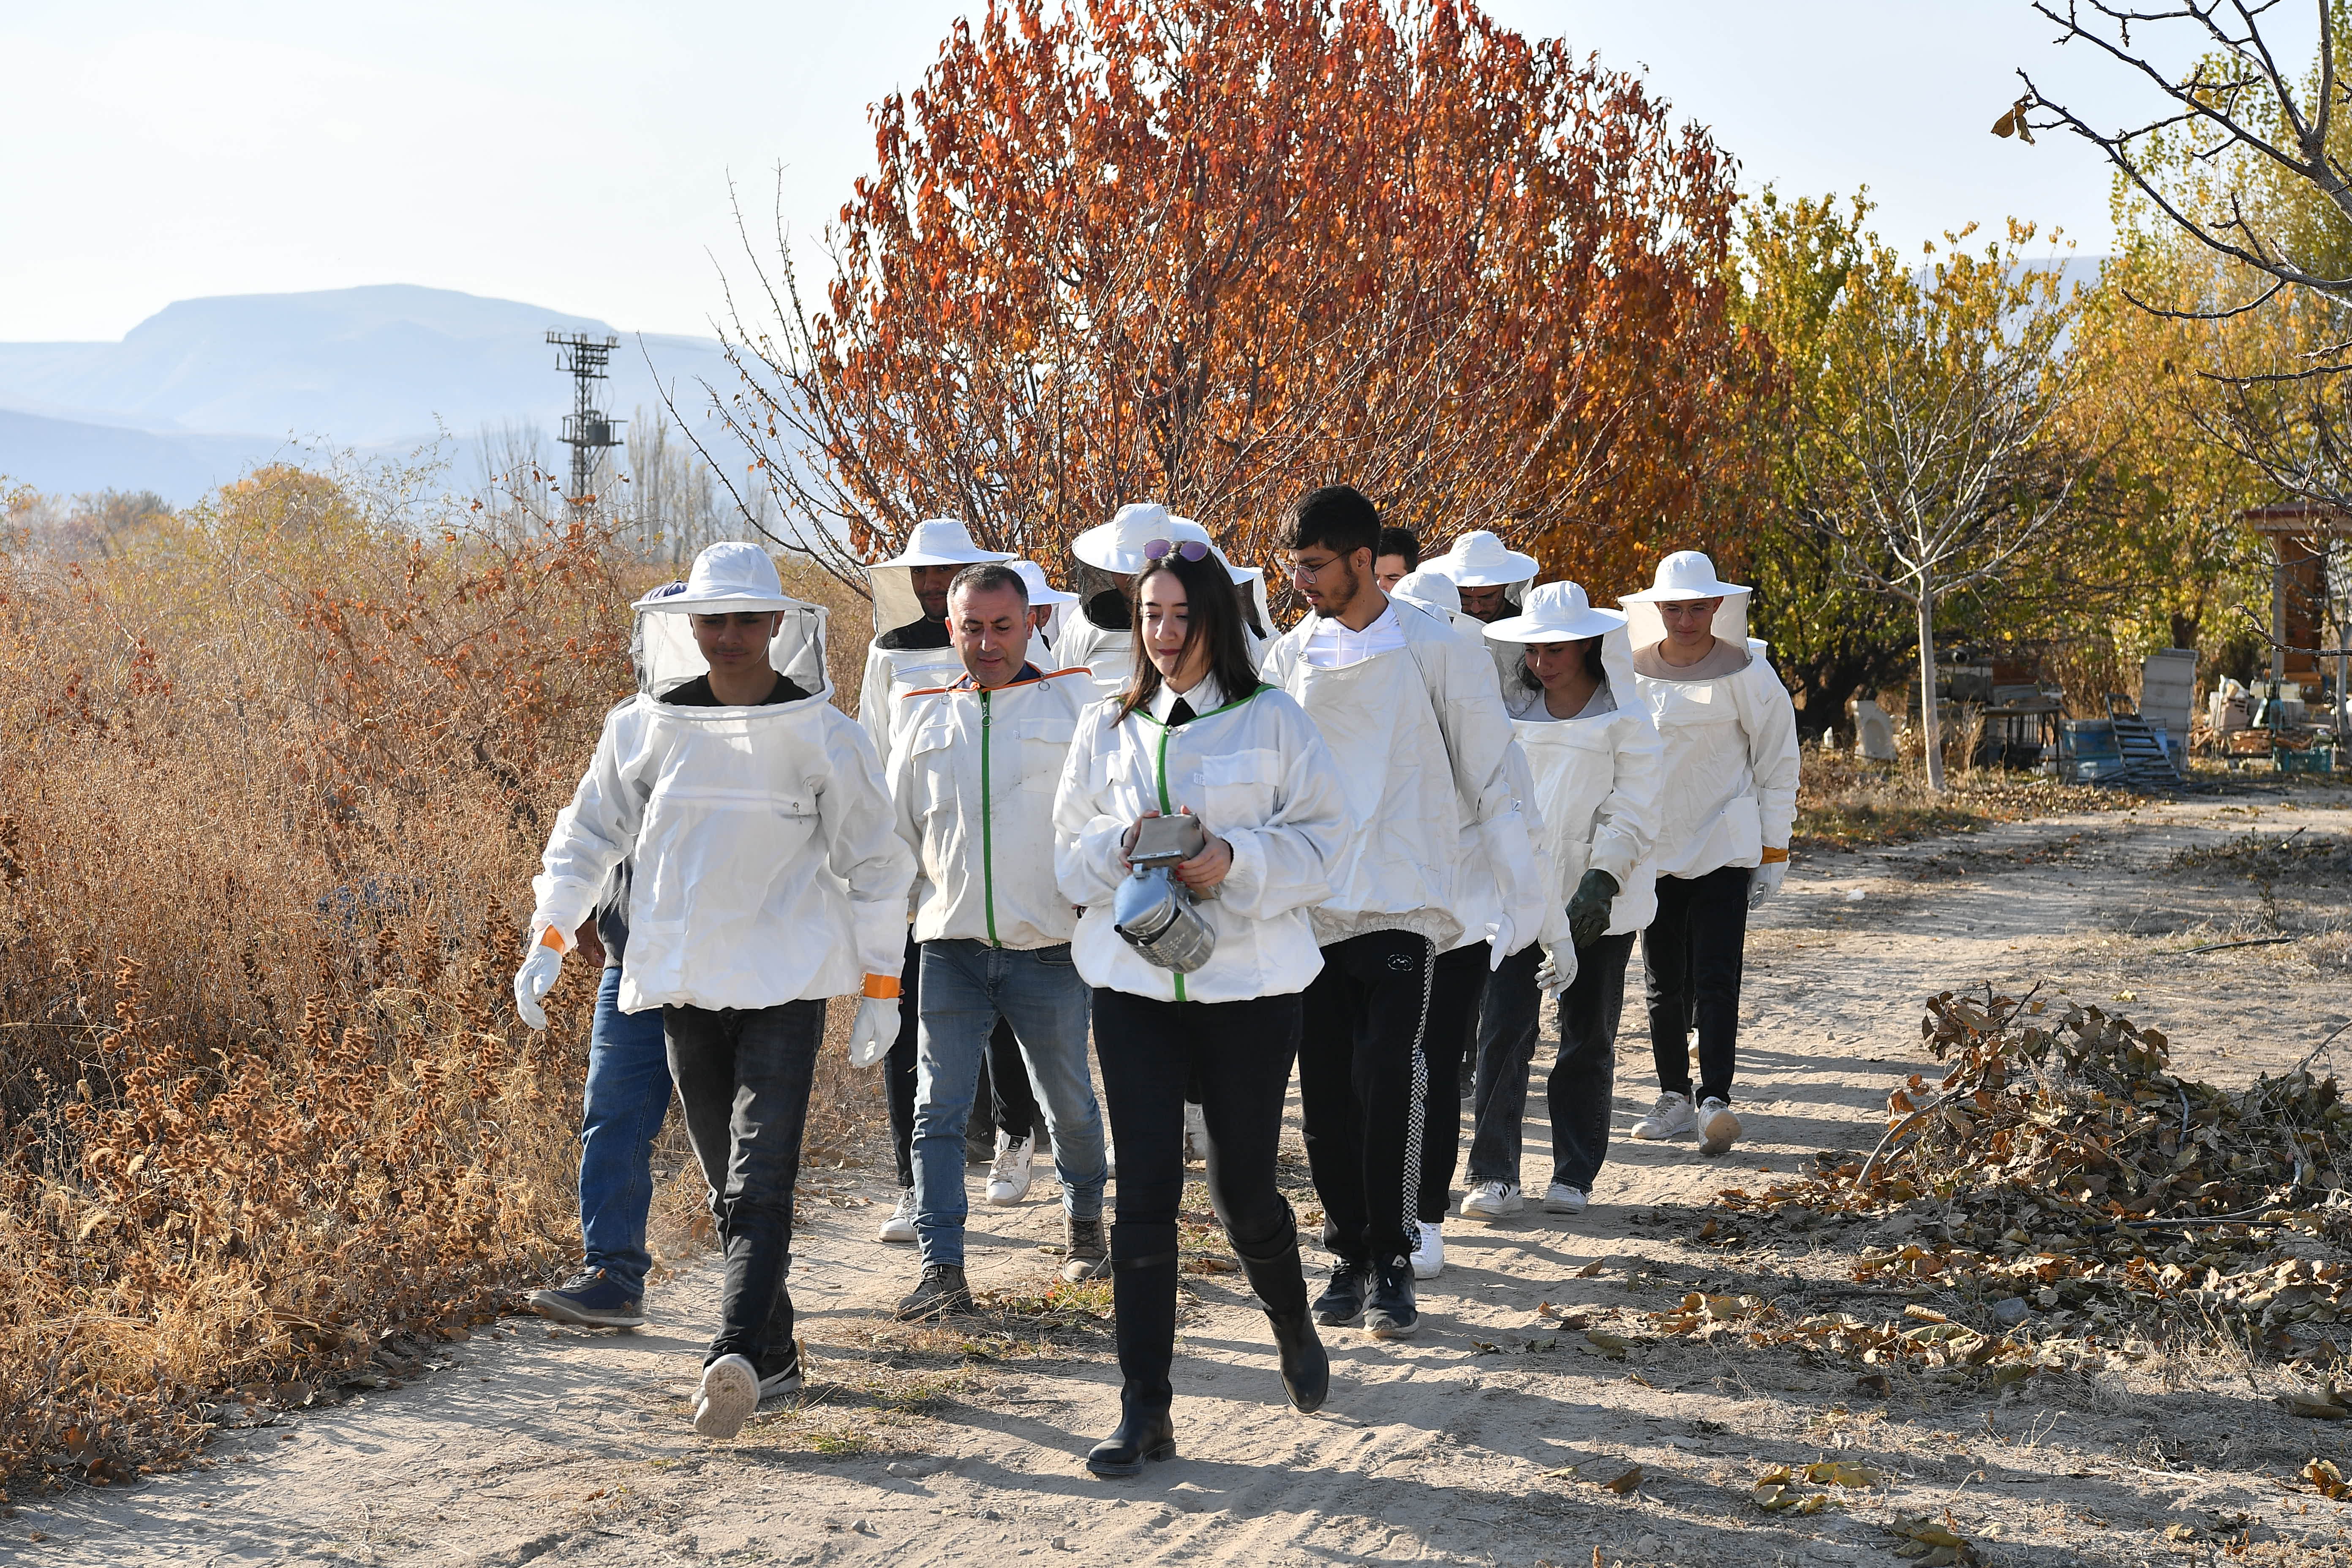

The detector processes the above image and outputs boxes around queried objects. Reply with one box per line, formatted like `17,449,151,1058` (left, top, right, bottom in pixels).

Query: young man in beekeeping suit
516,541,915,1441
1616,550,1800,1159
882,563,1111,1320
855,520,1017,1248
1262,487,1542,1339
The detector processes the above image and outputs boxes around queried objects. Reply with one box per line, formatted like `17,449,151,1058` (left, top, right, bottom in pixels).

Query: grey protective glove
1565,868,1620,949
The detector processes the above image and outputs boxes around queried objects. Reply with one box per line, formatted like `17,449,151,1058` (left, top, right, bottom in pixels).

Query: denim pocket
1034,945,1076,967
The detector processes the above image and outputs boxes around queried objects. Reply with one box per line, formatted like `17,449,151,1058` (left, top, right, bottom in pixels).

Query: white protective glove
1532,940,1579,998
1486,912,1519,972
849,996,899,1068
1748,856,1788,910
512,931,566,1031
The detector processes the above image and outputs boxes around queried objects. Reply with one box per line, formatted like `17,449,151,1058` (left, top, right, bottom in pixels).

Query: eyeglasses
1144,538,1210,562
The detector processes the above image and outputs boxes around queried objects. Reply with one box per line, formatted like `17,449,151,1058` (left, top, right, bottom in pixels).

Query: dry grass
1793,743,2145,852
0,467,879,1493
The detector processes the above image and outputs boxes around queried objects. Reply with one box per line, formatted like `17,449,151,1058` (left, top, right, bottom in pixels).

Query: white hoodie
1260,594,1540,953
1053,676,1349,1003
1623,595,1800,879
887,666,1091,950
532,689,916,1012
1502,630,1666,936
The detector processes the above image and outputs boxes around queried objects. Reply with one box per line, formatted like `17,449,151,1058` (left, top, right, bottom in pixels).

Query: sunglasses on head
1144,538,1211,562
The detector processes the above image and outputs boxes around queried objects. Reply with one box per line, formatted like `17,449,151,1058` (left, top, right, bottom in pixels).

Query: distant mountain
0,285,735,501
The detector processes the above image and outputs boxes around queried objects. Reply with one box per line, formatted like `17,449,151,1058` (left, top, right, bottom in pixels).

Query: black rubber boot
1092,1222,1178,1477
1232,1218,1328,1414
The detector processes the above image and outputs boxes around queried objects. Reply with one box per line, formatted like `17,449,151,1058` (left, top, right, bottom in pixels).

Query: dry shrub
1793,743,2138,852
0,466,695,1488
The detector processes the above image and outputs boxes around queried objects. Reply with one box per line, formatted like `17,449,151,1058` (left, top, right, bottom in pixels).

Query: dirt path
16,788,2352,1567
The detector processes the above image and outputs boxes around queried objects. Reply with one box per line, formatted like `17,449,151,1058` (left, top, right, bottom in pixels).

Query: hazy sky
2,2,2189,343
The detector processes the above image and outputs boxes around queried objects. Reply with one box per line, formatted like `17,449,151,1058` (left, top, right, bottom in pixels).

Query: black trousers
889,934,1037,1185
1297,929,1435,1266
1417,940,1489,1223
663,999,823,1366
1092,987,1306,1416
1642,865,1750,1106
1467,932,1636,1192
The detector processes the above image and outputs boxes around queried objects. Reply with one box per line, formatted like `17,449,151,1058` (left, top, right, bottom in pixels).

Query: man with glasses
1261,487,1538,1341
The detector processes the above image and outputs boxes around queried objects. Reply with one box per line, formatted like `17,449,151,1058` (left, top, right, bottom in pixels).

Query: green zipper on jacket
1132,686,1269,1002
981,689,999,947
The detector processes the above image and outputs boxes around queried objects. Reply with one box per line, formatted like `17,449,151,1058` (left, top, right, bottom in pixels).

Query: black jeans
1092,987,1306,1416
663,999,824,1366
1467,932,1636,1192
1298,929,1434,1266
1417,941,1489,1223
1643,865,1750,1106
888,935,1037,1184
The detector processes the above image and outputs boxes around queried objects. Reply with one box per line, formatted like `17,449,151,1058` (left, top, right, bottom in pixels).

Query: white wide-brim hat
1434,529,1539,588
634,540,795,614
1484,580,1627,643
872,517,1014,570
1618,549,1748,602
1072,502,1209,574
1391,567,1462,616
1009,559,1079,607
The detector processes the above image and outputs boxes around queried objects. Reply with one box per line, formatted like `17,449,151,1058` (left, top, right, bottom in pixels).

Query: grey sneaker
692,1353,760,1439
1631,1092,1696,1141
1062,1214,1109,1282
1542,1183,1589,1215
1697,1097,1742,1156
984,1132,1035,1206
877,1187,918,1243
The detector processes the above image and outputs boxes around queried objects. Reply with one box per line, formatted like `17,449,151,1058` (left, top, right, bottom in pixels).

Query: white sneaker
692,1353,760,1440
1543,1183,1588,1215
1460,1180,1523,1221
1697,1097,1742,1156
1410,1220,1445,1279
1103,1137,1117,1182
1631,1092,1696,1141
985,1132,1035,1206
877,1187,917,1243
1183,1101,1209,1162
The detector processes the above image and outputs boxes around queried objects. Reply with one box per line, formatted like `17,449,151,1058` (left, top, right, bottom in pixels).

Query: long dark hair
1519,635,1607,692
1115,552,1260,723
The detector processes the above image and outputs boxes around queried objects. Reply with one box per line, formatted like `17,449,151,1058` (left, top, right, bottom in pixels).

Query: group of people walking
510,485,1799,1472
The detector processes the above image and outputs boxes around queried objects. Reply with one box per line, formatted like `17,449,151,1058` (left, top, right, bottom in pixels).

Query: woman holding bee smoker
1052,536,1351,1476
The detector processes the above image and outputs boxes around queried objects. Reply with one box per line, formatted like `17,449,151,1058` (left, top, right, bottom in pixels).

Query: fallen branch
2175,935,2301,956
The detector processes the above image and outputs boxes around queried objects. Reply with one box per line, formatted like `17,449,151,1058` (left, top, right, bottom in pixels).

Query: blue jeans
577,964,674,1293
912,941,1107,1267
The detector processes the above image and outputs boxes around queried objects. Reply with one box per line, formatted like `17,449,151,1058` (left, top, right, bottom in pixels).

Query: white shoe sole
1698,1107,1742,1156
877,1224,917,1243
1541,1191,1588,1215
1411,1256,1443,1280
692,1356,760,1439
983,1183,1032,1207
1460,1197,1523,1222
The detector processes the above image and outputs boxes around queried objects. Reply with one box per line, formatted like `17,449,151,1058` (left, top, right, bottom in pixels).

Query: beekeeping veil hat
1071,503,1187,576
1007,559,1078,650
866,518,1013,636
1164,514,1272,640
1482,580,1636,706
1391,567,1479,635
1617,549,1751,648
631,543,832,701
1432,529,1540,609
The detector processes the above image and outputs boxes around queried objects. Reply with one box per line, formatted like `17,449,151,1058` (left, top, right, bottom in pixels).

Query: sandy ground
12,785,2352,1567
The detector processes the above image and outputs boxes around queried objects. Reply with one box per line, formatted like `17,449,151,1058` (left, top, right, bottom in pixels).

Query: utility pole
546,330,624,509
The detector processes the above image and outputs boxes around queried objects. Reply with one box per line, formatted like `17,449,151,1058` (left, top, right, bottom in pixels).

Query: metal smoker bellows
1112,816,1216,973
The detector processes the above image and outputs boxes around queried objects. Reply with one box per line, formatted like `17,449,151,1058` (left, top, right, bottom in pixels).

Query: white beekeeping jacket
531,688,915,1012
1624,592,1800,879
887,666,1091,951
1510,628,1665,937
1053,678,1349,1004
1259,594,1540,953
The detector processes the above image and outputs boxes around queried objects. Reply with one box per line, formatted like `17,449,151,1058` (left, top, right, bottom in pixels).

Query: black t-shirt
659,671,811,707
874,616,952,651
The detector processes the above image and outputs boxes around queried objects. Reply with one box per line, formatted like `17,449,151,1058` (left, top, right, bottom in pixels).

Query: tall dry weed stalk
0,466,667,1487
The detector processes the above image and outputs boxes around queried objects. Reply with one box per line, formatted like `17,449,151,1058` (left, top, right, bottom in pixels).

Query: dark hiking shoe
526,1266,645,1330
1062,1214,1110,1282
1312,1259,1368,1326
895,1263,975,1321
1364,1256,1419,1339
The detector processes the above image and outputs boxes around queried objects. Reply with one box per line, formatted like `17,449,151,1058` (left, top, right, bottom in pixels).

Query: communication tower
547,330,624,506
